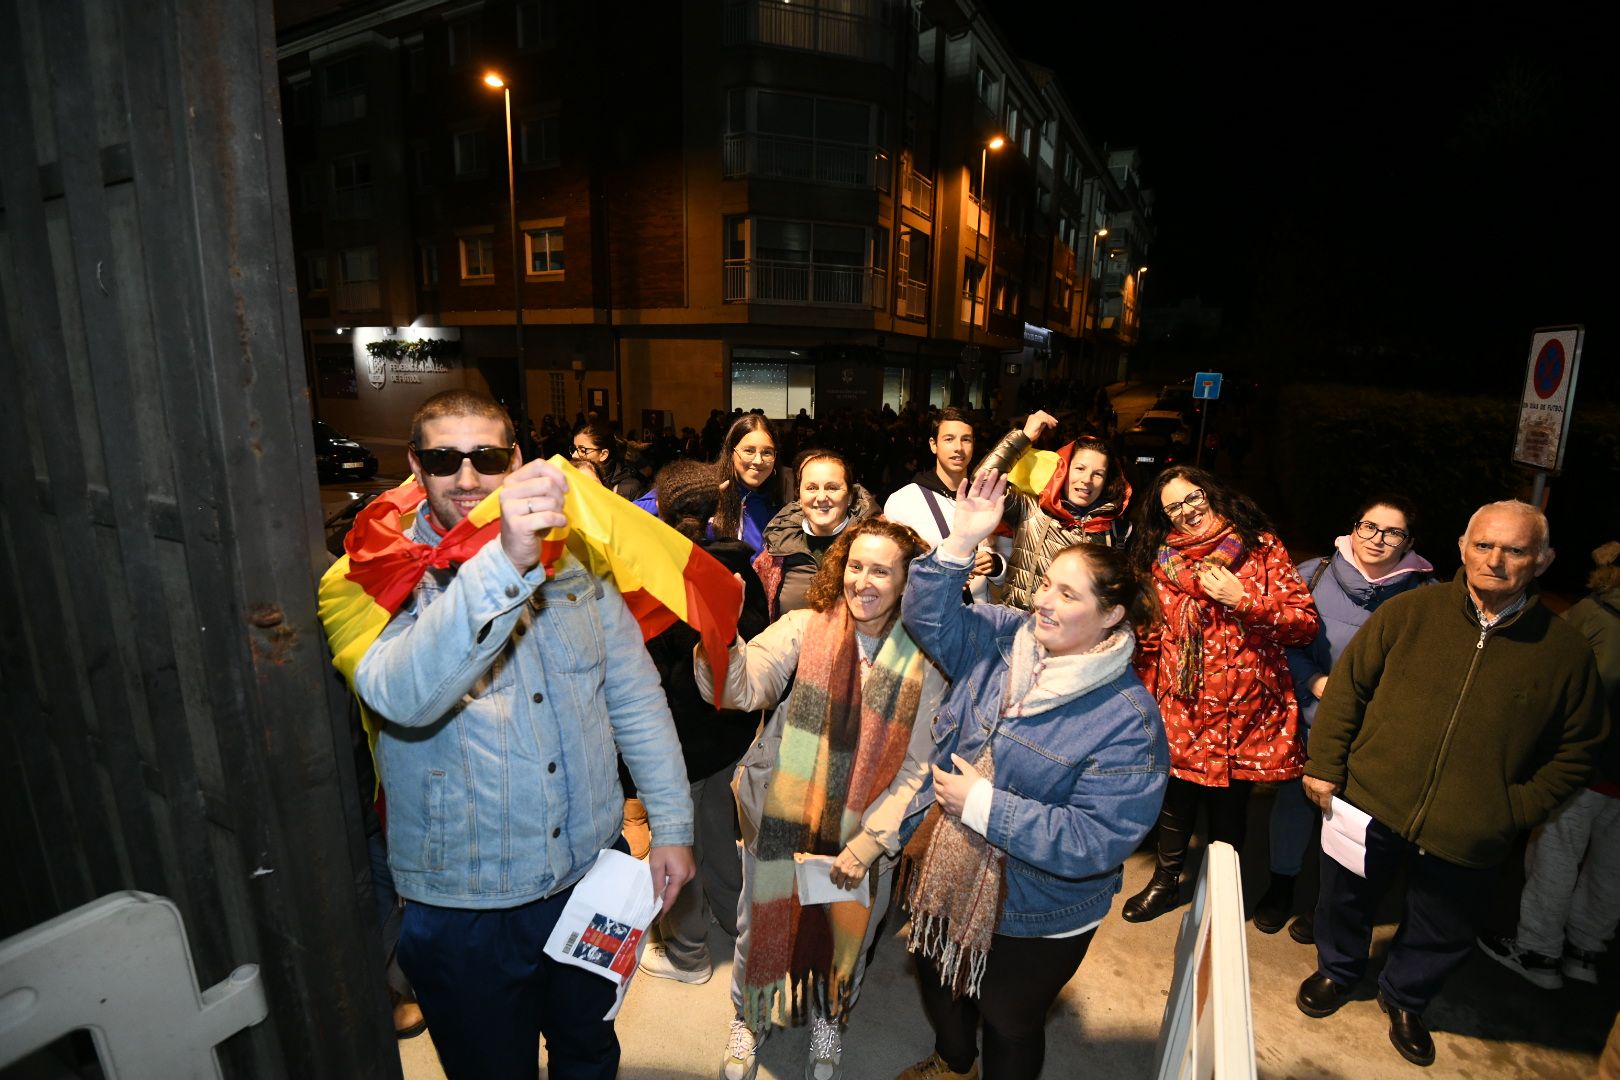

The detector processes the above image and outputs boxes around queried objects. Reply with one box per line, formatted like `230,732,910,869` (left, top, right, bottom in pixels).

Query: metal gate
0,0,399,1075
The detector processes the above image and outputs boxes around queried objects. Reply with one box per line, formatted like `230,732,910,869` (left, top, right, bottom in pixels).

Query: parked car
1153,382,1202,421
1120,409,1193,475
324,490,381,557
314,420,378,482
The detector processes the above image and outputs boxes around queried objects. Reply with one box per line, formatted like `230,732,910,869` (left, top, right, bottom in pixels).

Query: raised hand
940,469,1008,561
498,458,570,572
1022,409,1059,442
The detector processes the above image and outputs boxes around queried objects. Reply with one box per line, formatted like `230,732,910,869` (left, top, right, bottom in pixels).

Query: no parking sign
1512,325,1585,471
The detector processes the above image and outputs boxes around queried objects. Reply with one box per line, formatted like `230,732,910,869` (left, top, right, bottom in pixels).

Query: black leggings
915,928,1096,1080
1153,776,1252,878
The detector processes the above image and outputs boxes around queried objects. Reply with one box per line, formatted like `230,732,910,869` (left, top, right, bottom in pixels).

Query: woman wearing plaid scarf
892,469,1168,1080
1122,466,1319,924
697,517,943,1080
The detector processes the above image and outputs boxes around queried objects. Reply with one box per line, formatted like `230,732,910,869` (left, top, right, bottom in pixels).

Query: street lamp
964,134,1006,405
483,71,528,438
1134,266,1148,337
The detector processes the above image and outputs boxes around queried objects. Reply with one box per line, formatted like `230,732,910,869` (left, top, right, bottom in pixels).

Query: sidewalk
398,825,1611,1079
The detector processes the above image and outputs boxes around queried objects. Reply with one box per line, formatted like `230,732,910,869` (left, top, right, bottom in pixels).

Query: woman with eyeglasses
977,409,1132,611
633,414,782,558
753,449,879,620
569,419,644,501
1256,494,1433,942
1122,466,1320,923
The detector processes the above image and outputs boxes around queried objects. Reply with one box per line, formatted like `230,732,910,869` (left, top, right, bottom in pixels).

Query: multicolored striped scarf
742,602,927,1031
1154,521,1246,700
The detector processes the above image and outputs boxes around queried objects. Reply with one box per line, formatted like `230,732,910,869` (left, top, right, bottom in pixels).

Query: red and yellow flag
319,457,740,753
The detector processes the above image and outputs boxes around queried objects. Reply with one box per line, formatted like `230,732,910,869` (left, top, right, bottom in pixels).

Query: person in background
636,413,781,558
753,449,879,620
1479,539,1620,989
636,461,771,986
976,410,1132,611
893,470,1167,1080
1123,466,1318,923
1258,495,1434,940
698,518,942,1080
570,419,644,501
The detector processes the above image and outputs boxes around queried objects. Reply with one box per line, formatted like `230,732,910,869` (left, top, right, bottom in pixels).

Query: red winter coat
1134,532,1319,786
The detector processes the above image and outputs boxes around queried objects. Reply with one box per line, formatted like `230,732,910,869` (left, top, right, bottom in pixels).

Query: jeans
1517,788,1620,956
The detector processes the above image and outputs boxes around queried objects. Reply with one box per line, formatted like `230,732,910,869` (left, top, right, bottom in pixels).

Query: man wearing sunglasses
353,389,694,1080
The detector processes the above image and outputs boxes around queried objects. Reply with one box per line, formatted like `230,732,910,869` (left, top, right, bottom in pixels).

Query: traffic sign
1512,325,1584,473
1193,372,1223,400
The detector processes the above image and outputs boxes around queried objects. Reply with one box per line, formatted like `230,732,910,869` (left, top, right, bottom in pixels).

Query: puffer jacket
900,549,1169,936
694,606,944,867
978,429,1129,611
597,458,645,502
1135,532,1319,786
752,485,879,620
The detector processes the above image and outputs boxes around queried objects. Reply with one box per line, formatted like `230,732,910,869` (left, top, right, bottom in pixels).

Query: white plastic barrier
1152,842,1257,1080
0,891,267,1078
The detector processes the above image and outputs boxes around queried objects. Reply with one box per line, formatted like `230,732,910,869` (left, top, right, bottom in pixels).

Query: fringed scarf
1154,521,1246,701
1036,441,1132,535
742,602,928,1032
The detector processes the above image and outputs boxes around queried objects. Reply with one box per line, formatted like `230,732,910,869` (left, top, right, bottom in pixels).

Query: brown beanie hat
655,460,719,539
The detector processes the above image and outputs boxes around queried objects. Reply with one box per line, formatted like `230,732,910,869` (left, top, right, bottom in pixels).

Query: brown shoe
392,998,427,1040
623,797,652,859
895,1052,979,1080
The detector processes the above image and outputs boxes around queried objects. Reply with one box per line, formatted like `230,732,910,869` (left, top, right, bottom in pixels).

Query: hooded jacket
752,484,879,621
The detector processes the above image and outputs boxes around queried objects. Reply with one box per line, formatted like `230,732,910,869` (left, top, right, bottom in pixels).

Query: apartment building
276,0,1153,444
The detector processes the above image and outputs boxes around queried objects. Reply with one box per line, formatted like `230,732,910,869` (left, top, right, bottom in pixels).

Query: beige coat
695,607,944,866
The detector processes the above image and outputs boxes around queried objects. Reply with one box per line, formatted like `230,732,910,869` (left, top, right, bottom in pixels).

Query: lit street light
483,71,528,438
965,134,1006,405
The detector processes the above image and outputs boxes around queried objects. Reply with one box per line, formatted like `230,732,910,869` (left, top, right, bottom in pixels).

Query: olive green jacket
1305,570,1606,868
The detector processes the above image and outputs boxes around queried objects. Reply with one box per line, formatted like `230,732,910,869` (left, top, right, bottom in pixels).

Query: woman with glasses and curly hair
698,517,942,1080
1121,466,1320,924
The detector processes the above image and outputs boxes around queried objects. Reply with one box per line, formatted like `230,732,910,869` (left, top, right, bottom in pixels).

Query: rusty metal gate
0,0,399,1075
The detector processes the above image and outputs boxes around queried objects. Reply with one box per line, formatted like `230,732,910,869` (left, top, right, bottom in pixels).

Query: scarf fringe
744,967,857,1032
907,910,991,999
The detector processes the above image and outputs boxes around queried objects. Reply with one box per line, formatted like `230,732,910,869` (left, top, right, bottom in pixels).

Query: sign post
1511,326,1585,508
1192,372,1222,468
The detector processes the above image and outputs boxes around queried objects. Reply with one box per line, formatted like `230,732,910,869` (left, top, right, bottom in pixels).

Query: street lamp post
484,72,528,439
964,134,1005,406
1086,226,1107,383
1134,266,1148,339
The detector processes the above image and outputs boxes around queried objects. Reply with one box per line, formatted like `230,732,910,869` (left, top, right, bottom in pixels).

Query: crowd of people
324,387,1616,1080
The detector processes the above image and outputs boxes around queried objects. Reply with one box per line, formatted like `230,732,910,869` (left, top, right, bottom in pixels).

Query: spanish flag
319,457,741,754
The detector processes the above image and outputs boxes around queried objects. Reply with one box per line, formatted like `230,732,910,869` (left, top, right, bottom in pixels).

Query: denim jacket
901,550,1168,936
355,510,693,909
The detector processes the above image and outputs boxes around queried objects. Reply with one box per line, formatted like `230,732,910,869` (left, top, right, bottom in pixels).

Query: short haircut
1354,493,1420,540
794,448,852,491
410,389,514,448
1464,500,1550,555
931,407,972,440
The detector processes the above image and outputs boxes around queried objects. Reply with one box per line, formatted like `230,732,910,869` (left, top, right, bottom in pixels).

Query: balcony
723,258,873,307
966,193,989,238
901,169,933,219
723,0,892,63
723,133,881,189
331,186,374,220
332,280,381,311
895,279,928,320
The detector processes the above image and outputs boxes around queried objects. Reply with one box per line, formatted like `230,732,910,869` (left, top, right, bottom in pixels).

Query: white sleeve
960,778,994,836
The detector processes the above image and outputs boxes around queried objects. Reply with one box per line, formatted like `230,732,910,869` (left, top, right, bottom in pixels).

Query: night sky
1002,6,1611,395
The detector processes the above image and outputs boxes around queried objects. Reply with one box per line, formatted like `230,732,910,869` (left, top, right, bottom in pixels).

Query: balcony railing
722,133,880,188
330,186,373,220
966,193,989,238
723,0,892,63
332,280,381,311
901,169,933,218
895,278,928,320
723,258,872,307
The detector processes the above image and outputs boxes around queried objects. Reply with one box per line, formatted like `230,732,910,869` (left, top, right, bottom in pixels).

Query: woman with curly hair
698,517,943,1080
1122,466,1319,923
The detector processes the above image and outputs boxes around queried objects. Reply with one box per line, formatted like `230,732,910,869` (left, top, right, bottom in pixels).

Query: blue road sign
1193,372,1223,400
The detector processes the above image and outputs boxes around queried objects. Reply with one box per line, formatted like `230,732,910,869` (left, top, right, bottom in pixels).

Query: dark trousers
915,929,1096,1080
397,887,621,1080
1153,776,1253,879
1314,815,1499,1014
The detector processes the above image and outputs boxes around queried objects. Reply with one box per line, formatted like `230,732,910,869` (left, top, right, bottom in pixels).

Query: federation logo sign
1533,340,1565,400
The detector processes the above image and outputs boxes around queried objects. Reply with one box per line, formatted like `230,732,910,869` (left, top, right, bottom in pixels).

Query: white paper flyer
542,848,663,1019
792,853,872,908
1320,796,1372,878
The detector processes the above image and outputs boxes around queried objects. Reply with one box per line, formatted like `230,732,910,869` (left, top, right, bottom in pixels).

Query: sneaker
722,1018,758,1080
807,1015,842,1080
1477,934,1563,990
638,943,712,985
1563,945,1601,985
895,1051,981,1080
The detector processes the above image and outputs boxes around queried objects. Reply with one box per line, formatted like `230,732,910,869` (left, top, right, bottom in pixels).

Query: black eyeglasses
1354,520,1411,545
1162,489,1207,519
411,444,516,477
571,443,606,457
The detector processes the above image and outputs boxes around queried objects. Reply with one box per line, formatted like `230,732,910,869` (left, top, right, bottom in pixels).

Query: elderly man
352,390,694,1080
1296,500,1605,1068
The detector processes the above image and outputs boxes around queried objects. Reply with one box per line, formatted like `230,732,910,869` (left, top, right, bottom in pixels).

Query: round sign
1533,340,1565,400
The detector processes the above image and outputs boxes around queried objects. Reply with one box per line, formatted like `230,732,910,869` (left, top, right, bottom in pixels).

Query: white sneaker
722,1018,758,1080
807,1014,841,1080
638,943,712,984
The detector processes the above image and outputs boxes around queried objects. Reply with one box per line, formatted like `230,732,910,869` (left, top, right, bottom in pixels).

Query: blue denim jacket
901,551,1168,936
355,510,693,909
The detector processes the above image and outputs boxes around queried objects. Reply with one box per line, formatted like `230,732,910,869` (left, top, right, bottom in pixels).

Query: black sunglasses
410,444,516,477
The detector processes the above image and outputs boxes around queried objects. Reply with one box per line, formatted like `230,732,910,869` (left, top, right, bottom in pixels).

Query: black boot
1252,873,1295,934
1288,912,1315,945
1122,871,1181,923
